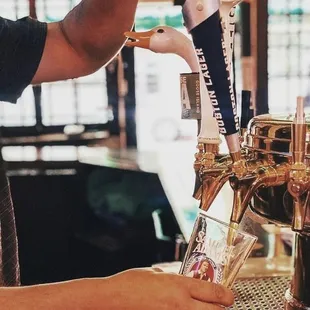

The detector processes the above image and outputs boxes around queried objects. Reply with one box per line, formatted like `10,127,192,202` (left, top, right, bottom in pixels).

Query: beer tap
229,163,290,230
182,0,242,154
227,99,309,240
200,161,232,212
288,97,310,232
181,0,248,217
180,0,291,240
124,26,221,200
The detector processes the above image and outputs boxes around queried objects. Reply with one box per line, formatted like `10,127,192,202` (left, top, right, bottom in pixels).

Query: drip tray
229,276,291,310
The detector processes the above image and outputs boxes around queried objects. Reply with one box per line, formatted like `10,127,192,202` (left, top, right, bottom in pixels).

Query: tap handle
240,90,252,130
182,0,242,158
292,96,306,165
290,96,308,232
295,96,305,124
182,1,239,136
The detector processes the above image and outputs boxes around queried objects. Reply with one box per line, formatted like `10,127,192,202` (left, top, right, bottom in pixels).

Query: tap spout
200,164,232,212
230,163,290,226
291,191,309,232
229,174,258,225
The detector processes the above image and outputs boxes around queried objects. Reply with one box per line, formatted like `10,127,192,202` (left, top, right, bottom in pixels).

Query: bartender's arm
0,0,234,308
32,0,138,84
1,268,234,309
0,0,138,103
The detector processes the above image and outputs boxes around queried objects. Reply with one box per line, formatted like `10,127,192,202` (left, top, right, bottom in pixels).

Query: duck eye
157,29,165,33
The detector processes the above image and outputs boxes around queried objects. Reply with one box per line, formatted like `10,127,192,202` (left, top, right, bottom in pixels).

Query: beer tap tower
180,0,310,309
126,0,310,307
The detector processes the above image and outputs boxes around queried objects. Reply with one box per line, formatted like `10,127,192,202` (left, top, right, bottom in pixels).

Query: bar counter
2,145,294,308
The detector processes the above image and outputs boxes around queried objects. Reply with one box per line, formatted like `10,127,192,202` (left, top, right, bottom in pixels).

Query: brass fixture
195,98,310,309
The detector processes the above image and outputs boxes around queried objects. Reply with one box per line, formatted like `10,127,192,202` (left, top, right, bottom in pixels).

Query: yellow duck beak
124,30,156,49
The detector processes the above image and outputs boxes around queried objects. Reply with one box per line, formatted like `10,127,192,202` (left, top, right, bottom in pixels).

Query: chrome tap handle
292,97,307,165
288,96,309,232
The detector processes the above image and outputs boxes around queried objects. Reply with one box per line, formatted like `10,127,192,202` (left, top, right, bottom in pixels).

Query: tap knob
292,97,307,167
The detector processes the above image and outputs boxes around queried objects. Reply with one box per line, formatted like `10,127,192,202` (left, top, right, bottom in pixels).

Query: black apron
0,152,20,286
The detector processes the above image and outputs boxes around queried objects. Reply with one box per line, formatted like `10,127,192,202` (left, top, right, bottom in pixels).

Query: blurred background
0,0,308,285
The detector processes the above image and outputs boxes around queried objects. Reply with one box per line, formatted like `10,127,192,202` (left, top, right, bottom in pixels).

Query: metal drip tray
229,277,291,310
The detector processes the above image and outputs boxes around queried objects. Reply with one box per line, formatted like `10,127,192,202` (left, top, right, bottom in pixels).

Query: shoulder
0,16,47,103
0,16,47,49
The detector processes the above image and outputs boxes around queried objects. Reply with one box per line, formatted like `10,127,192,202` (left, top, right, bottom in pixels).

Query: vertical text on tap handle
196,46,239,135
228,8,237,52
196,50,227,135
190,11,239,135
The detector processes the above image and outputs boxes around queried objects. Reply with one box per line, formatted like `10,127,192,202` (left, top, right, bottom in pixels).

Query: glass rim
199,210,258,241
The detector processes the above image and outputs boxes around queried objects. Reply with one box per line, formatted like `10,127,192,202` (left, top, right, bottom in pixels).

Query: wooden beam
251,0,269,115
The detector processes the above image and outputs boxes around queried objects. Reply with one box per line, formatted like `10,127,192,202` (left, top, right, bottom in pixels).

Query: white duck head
125,25,221,144
124,26,199,72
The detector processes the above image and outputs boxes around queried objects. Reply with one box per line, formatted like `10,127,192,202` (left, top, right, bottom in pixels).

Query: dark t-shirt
0,16,47,286
0,16,47,102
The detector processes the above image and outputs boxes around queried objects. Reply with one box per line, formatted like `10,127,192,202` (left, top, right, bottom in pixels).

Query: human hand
101,268,234,309
0,268,233,310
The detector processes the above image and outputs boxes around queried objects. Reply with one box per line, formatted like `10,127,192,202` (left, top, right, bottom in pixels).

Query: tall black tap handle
240,90,252,129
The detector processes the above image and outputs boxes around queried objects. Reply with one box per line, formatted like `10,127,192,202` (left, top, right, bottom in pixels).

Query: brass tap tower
197,97,310,309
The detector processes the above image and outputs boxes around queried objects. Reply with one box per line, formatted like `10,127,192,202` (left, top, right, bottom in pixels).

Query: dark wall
9,165,178,285
10,172,87,284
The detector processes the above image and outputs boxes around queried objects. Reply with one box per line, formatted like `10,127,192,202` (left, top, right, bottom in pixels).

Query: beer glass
179,212,257,288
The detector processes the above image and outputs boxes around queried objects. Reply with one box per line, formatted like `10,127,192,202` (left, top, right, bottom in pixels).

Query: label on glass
180,73,201,120
179,214,234,284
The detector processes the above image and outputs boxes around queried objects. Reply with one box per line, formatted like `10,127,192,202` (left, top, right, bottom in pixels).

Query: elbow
82,33,127,69
83,15,134,65
59,19,133,72
81,37,127,76
58,0,138,73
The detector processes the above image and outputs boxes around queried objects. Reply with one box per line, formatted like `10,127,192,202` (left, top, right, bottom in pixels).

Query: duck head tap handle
125,26,223,200
125,26,222,199
124,26,220,146
182,0,243,160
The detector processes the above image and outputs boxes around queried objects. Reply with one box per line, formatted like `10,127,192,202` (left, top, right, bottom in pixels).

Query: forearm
0,279,110,310
60,0,138,68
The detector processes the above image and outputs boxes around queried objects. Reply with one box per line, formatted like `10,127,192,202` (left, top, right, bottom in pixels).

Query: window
0,0,109,138
268,0,310,113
